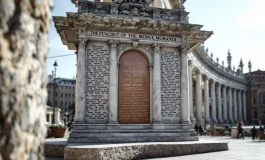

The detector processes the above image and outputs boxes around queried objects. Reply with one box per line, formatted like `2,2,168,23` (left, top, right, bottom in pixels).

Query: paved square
146,136,265,160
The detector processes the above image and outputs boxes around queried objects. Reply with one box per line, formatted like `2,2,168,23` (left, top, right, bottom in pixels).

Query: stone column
238,90,243,121
75,38,87,124
211,80,217,123
108,40,119,124
242,91,247,123
196,70,203,124
228,87,233,123
233,89,238,123
204,76,210,124
188,60,196,123
180,44,190,124
217,83,223,123
152,44,162,123
222,86,228,123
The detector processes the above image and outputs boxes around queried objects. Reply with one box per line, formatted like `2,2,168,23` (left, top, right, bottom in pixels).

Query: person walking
211,124,215,136
251,126,257,140
236,121,244,139
199,124,204,136
194,123,199,134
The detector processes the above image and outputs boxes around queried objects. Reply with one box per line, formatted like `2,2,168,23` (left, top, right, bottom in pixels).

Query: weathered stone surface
44,143,66,157
0,0,52,159
64,142,228,160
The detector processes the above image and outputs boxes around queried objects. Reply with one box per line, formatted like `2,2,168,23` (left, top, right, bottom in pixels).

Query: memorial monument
53,0,213,143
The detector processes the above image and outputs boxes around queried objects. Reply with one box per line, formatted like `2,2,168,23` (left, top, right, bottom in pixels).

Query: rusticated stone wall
0,0,52,159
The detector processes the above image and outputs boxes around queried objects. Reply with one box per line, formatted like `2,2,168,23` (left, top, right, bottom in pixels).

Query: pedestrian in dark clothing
199,125,204,136
67,121,72,132
195,123,199,133
260,126,264,132
237,121,244,139
251,126,257,140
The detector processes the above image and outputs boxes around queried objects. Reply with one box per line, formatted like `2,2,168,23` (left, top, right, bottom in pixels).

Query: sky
47,0,265,79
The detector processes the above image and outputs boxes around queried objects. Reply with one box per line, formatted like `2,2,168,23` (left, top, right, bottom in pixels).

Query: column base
204,119,211,125
108,121,119,124
181,120,191,124
190,117,196,124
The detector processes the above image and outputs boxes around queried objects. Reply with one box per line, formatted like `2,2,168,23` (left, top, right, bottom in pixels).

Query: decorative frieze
77,1,188,23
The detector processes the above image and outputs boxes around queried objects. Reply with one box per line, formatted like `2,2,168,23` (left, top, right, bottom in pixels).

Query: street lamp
52,60,58,124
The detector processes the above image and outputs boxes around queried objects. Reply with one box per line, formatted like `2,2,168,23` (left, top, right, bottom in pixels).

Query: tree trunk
0,0,53,159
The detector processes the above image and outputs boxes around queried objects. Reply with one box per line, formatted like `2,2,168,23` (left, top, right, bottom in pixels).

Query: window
60,101,63,105
262,96,265,105
66,86,68,90
55,101,57,106
65,101,67,105
253,97,258,105
61,93,63,97
254,111,258,119
73,94,74,97
55,92,58,96
65,93,67,97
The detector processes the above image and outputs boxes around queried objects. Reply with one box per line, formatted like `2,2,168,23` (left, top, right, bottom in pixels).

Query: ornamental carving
180,44,189,56
78,38,88,49
109,40,120,50
77,1,188,22
152,43,162,54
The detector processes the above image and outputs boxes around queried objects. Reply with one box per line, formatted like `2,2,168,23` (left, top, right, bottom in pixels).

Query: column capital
179,43,190,56
203,75,209,80
222,85,227,89
108,40,120,50
195,70,201,75
152,43,162,54
210,79,215,84
188,60,193,66
216,82,222,87
78,38,88,49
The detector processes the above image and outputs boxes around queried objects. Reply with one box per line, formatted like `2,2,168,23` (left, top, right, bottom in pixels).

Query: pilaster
108,40,119,124
180,44,191,124
75,38,87,124
152,43,162,124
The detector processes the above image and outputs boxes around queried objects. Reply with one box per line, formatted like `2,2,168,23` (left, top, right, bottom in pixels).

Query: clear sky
47,0,265,79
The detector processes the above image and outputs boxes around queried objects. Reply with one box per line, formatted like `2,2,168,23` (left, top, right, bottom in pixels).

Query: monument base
68,123,198,143
64,141,228,160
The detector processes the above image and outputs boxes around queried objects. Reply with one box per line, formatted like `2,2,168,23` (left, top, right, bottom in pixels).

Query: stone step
71,129,196,133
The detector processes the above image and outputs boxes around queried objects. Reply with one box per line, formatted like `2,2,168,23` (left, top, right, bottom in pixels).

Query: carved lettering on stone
86,44,109,123
161,48,181,123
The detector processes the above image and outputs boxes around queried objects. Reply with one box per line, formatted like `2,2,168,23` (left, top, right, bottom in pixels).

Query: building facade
47,75,76,123
54,0,251,143
245,69,265,125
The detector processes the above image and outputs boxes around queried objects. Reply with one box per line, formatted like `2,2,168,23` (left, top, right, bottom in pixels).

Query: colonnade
188,60,247,125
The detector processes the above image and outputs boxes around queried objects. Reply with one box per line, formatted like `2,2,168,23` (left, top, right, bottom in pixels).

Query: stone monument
53,0,212,143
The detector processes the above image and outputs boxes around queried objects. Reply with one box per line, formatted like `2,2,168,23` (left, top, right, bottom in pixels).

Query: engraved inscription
86,44,109,123
161,49,181,123
118,50,150,124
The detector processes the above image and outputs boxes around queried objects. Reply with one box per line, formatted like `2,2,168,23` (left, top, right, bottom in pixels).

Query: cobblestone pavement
146,136,265,160
46,136,265,160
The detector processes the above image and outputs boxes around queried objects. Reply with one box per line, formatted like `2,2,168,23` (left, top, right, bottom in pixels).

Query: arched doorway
118,50,150,124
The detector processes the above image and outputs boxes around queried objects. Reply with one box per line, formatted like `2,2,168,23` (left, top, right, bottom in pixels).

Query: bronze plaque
118,50,150,124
